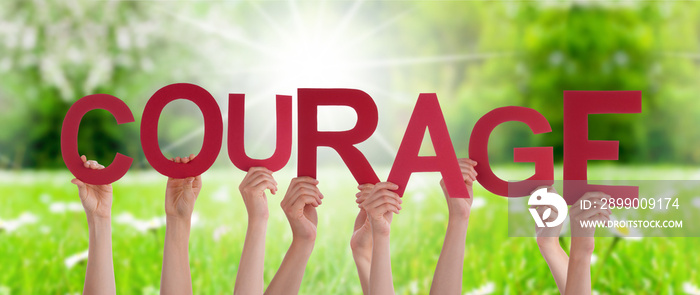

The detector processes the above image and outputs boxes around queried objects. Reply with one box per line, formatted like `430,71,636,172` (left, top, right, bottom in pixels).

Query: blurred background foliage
1,0,700,169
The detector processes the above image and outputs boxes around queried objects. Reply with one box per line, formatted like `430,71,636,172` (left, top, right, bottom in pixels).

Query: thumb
71,178,85,189
184,177,196,199
71,178,88,200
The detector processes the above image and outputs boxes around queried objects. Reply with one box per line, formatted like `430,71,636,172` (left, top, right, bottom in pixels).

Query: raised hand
71,155,117,295
164,154,202,220
360,182,402,237
533,186,566,239
265,177,323,295
351,184,374,255
531,186,569,295
71,155,113,219
234,167,278,295
430,158,476,295
439,158,477,220
360,182,401,295
351,184,374,295
239,167,278,220
280,177,323,241
160,154,202,295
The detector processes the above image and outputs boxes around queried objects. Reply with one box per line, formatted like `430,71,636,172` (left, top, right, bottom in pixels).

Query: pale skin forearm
564,239,593,295
537,238,569,294
160,217,193,295
234,217,268,295
369,233,394,295
264,239,314,295
352,249,371,295
430,216,468,295
84,216,116,295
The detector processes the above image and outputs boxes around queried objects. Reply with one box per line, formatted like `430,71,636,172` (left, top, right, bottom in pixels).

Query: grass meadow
0,165,699,294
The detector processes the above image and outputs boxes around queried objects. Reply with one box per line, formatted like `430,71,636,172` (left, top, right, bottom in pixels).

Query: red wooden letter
61,94,134,185
387,94,468,198
140,83,223,178
297,88,380,184
228,94,292,171
563,91,641,204
469,106,553,197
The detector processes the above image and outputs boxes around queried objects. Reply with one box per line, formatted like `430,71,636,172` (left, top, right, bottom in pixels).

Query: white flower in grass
684,282,700,295
471,196,486,210
408,280,419,294
211,186,231,202
692,197,700,209
412,192,427,204
191,212,201,227
609,216,643,241
64,249,89,269
212,225,230,242
115,213,165,233
49,201,83,213
590,254,598,264
39,193,52,204
684,282,700,294
463,281,495,295
142,286,159,295
0,212,38,232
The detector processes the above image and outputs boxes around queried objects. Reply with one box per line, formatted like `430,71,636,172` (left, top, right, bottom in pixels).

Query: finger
357,183,374,190
292,195,321,212
249,173,278,188
193,175,202,190
356,191,370,203
291,182,322,200
372,182,399,192
253,182,277,196
182,156,190,164
376,203,401,215
291,176,319,186
464,178,474,186
248,166,273,174
175,156,181,164
363,190,403,207
71,178,85,188
363,194,403,211
286,185,323,207
362,191,402,209
459,158,478,166
80,155,87,163
252,179,278,196
190,153,196,160
463,170,477,182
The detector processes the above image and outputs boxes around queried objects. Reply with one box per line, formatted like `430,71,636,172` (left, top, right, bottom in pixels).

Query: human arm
351,184,374,295
429,158,477,295
72,156,116,295
264,177,323,295
565,192,611,295
532,186,569,294
160,155,202,295
360,182,402,295
234,167,278,295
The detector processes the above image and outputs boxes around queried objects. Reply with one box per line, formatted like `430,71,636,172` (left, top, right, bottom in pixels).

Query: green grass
0,166,699,294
